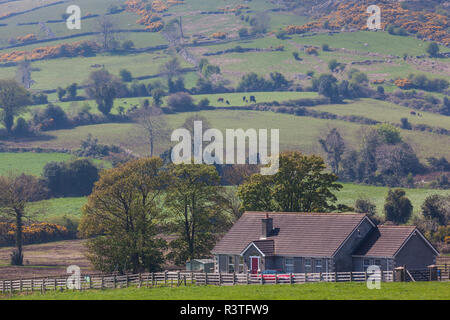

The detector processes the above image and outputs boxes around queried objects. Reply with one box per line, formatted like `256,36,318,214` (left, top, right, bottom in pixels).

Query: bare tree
319,128,346,175
135,106,169,157
0,174,45,265
15,60,33,89
96,15,119,51
159,57,182,80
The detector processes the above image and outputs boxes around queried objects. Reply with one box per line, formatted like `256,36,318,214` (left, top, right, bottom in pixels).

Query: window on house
228,256,235,273
305,258,312,273
285,258,294,273
315,259,322,273
239,256,244,273
363,259,372,271
374,259,381,267
214,255,219,273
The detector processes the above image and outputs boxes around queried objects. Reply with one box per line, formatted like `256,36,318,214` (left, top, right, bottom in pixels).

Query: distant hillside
283,0,450,45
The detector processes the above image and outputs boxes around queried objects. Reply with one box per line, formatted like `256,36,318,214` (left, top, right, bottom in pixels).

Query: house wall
394,233,437,269
333,218,374,272
352,257,390,272
242,245,265,272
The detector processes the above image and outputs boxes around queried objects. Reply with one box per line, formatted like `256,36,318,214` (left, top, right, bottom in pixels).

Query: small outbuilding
186,259,215,273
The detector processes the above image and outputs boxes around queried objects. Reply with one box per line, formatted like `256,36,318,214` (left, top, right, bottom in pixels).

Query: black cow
217,98,224,103
226,100,230,105
250,95,256,103
410,111,416,116
243,96,246,102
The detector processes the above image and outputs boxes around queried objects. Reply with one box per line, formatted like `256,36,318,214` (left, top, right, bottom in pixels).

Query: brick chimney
260,213,273,240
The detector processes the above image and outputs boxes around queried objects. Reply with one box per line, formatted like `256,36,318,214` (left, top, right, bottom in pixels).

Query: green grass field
0,152,73,176
6,282,450,300
0,152,111,176
337,183,449,218
314,99,450,129
5,109,449,161
26,197,87,223
23,182,447,224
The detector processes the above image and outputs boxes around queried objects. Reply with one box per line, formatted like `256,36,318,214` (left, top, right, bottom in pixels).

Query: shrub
13,117,33,137
384,189,413,224
43,159,100,197
322,43,330,51
198,98,210,108
167,92,196,112
0,222,72,246
355,198,377,216
32,104,70,131
238,28,249,38
120,69,133,82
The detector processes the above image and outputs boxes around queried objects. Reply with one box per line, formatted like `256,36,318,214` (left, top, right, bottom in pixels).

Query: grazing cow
410,111,416,116
250,95,256,103
243,96,246,102
217,98,224,103
226,100,230,105
418,113,422,117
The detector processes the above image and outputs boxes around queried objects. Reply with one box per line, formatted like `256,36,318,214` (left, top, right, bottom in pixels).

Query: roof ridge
244,211,365,216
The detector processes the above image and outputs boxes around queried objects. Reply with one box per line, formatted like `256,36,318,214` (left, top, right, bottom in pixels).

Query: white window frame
285,258,294,273
238,256,244,273
315,259,322,273
305,258,312,273
363,258,372,271
228,255,235,273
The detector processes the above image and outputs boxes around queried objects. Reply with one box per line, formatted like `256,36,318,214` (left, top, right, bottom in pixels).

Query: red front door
251,257,259,274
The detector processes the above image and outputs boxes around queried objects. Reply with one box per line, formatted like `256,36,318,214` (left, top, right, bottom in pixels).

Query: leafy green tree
384,189,413,224
421,194,449,226
66,83,77,100
119,69,133,82
166,164,227,265
151,88,165,107
85,69,123,115
376,123,402,144
426,42,440,58
238,152,343,212
0,79,31,134
355,197,377,217
79,158,169,273
313,74,341,103
43,159,99,197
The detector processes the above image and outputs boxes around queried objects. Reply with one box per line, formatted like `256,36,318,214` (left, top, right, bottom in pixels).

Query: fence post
164,271,168,286
428,265,438,281
350,271,352,282
184,275,187,287
334,272,337,282
290,273,293,284
101,276,104,290
260,272,264,285
205,272,208,286
113,275,116,288
177,272,180,287
233,272,236,285
31,279,34,293
218,272,222,286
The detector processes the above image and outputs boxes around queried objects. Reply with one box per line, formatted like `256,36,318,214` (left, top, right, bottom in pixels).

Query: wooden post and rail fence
0,266,447,295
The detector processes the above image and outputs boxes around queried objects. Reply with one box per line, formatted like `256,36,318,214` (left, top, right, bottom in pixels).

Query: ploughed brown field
0,240,91,280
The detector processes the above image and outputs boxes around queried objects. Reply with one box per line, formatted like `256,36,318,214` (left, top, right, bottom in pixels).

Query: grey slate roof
353,225,418,257
212,211,369,257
